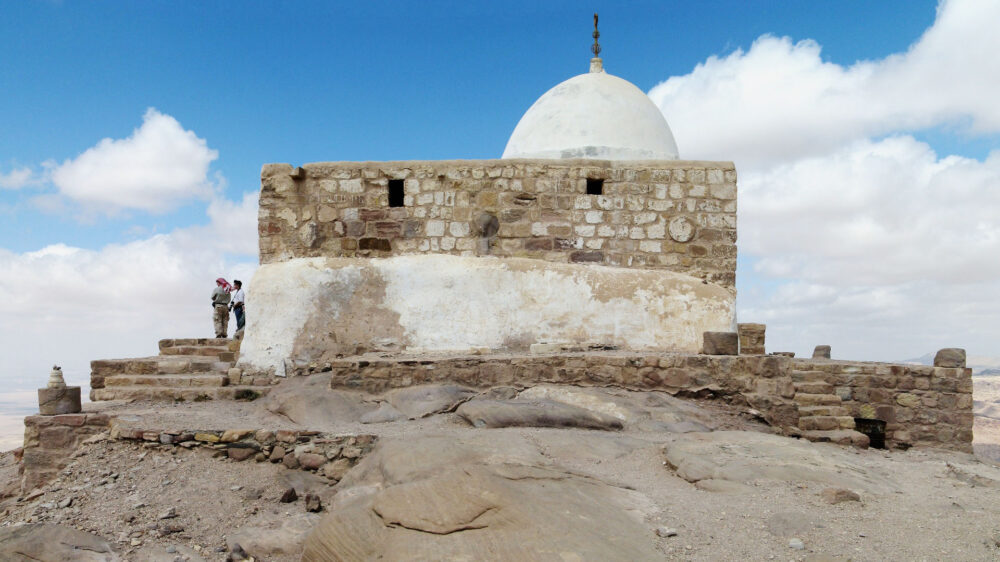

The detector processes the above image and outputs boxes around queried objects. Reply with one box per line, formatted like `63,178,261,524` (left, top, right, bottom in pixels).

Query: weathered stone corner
934,348,965,368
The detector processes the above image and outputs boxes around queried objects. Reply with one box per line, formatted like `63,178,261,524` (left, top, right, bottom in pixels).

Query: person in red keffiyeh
211,278,232,338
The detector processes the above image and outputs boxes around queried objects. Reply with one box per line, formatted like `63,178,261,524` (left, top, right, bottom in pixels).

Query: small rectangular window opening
586,178,603,195
388,179,405,207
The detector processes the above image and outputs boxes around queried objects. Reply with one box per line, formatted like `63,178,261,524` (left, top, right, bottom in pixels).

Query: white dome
502,67,679,160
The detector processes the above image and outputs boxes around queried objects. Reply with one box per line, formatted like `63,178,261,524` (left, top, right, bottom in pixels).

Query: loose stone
279,487,297,503
305,493,322,512
821,487,861,504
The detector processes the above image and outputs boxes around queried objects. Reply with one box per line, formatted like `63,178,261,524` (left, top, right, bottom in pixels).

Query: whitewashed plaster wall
238,255,734,373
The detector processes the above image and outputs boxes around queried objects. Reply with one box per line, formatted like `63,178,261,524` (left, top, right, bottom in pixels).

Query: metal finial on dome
590,13,603,73
591,13,601,57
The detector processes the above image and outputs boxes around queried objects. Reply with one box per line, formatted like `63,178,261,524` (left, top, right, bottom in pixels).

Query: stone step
798,416,856,431
793,393,843,406
793,381,834,394
91,356,231,377
159,338,231,348
103,374,229,388
798,405,850,417
800,429,870,449
160,345,230,357
91,385,271,403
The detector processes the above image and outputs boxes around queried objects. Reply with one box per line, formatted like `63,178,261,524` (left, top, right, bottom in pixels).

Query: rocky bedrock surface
2,377,1000,561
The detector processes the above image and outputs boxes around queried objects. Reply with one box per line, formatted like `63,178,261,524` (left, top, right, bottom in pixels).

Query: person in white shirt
230,279,246,335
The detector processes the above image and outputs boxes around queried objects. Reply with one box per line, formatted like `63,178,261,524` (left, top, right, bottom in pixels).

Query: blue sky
1,0,999,448
2,0,939,251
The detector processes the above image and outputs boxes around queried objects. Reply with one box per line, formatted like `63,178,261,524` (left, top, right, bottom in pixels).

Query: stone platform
322,350,973,452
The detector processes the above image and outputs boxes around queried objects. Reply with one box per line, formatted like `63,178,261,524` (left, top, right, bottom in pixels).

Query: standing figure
211,278,231,338
230,279,246,337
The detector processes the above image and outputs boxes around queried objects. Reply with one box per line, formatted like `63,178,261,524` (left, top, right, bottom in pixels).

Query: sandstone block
736,323,766,355
38,426,77,449
799,416,840,431
812,345,831,359
228,447,257,461
321,458,352,481
340,446,363,459
38,387,82,415
298,453,326,470
51,414,86,426
793,381,834,394
221,429,254,443
85,413,110,426
569,250,603,263
276,430,298,443
933,348,965,368
703,332,738,355
793,394,842,406
269,445,286,462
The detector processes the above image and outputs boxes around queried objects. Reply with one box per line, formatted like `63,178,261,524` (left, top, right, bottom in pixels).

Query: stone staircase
791,369,868,447
90,338,273,402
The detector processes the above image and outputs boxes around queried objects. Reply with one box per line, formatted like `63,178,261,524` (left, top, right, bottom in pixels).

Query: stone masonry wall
259,159,737,289
323,352,973,452
792,359,973,451
325,352,798,430
21,413,110,492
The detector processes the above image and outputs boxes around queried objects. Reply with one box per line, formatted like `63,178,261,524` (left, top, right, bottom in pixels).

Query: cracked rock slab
456,398,624,430
261,373,370,425
385,384,477,419
360,402,406,424
303,434,660,561
663,431,896,493
0,523,120,561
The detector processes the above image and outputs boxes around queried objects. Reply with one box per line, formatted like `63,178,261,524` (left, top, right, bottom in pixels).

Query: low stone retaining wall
21,414,110,492
327,352,799,429
20,413,378,493
792,359,973,451
326,351,973,452
327,352,782,391
108,419,376,482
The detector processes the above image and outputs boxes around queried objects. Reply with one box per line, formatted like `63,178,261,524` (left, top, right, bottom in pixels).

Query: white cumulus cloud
741,137,1000,286
50,108,219,213
0,191,259,393
0,167,34,189
649,0,1000,169
648,0,1000,360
